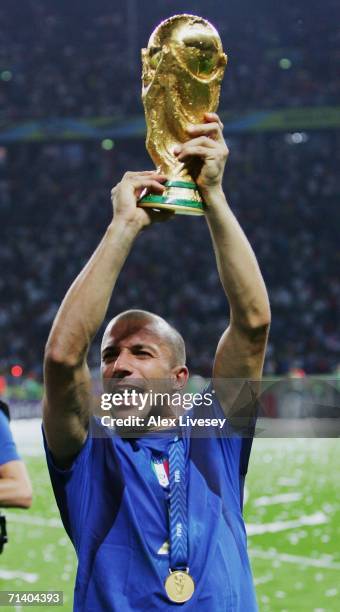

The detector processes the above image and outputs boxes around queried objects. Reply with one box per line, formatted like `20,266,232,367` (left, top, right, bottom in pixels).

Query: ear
171,365,189,390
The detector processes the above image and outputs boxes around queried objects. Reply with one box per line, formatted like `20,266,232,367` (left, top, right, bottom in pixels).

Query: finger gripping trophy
140,14,227,215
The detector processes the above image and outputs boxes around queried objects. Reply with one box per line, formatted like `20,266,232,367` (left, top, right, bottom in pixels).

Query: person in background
0,399,32,509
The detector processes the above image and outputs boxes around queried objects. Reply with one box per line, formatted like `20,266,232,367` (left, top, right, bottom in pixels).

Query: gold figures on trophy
139,14,227,215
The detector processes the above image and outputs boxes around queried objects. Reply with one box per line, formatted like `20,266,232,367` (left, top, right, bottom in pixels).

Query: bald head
102,310,186,367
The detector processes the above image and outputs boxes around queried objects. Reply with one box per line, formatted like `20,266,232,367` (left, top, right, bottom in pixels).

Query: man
0,399,32,510
0,399,32,553
43,113,270,610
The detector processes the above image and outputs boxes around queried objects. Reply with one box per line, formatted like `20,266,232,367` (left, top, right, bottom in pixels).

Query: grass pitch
1,436,339,611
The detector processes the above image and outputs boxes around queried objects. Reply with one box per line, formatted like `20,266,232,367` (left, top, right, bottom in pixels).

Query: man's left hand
174,112,229,198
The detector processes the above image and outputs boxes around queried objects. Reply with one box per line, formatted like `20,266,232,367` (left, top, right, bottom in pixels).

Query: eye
135,349,152,357
102,349,118,362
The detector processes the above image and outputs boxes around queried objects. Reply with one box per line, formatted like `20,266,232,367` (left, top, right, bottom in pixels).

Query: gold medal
165,570,195,603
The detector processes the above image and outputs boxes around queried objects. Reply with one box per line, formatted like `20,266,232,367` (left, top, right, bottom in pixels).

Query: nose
111,351,134,378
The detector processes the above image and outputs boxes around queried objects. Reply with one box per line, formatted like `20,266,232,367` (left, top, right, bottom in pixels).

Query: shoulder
192,379,256,462
0,409,20,465
42,416,121,476
0,408,10,431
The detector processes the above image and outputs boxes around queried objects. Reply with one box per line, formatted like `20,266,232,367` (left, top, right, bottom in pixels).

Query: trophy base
138,181,204,215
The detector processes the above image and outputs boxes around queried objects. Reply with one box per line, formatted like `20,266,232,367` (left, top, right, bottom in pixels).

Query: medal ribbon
168,436,188,570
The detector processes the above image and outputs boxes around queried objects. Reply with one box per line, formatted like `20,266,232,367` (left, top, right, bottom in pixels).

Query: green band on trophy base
139,181,205,215
164,181,197,190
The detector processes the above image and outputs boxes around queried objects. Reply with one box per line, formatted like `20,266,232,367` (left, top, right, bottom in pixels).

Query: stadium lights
101,139,114,151
285,132,309,145
0,70,12,81
11,365,23,378
279,58,292,69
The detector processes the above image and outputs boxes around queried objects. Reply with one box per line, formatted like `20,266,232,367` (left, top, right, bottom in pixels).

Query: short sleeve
0,410,20,466
199,381,257,460
42,417,124,552
193,381,257,508
42,423,93,548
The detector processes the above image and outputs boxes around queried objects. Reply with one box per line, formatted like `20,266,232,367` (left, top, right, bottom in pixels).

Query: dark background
0,0,339,380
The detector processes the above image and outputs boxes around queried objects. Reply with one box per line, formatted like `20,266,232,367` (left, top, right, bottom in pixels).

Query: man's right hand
44,171,174,467
111,171,174,232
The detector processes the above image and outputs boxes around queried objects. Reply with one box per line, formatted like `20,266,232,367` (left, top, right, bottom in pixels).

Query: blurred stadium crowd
1,131,339,379
0,0,339,121
0,0,339,381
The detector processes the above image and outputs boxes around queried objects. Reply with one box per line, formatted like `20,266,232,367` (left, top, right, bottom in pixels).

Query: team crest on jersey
151,455,169,488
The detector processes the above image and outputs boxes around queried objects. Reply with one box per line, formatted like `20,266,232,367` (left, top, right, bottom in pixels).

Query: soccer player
43,113,270,610
0,400,32,509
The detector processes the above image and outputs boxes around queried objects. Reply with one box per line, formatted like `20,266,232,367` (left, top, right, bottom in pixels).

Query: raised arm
43,171,168,466
175,113,271,413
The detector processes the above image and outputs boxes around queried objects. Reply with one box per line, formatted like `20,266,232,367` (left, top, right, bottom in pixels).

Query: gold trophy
139,14,227,215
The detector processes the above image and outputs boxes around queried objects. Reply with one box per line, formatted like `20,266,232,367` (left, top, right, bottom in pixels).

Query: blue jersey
43,385,258,611
0,409,20,466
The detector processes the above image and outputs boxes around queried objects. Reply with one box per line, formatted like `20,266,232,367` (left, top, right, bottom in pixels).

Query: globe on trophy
139,14,227,215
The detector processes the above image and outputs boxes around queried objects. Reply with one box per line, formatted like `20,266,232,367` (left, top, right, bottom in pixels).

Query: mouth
108,383,149,413
111,383,146,394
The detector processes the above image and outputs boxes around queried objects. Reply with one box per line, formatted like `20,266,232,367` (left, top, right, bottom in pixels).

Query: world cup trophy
139,14,227,215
